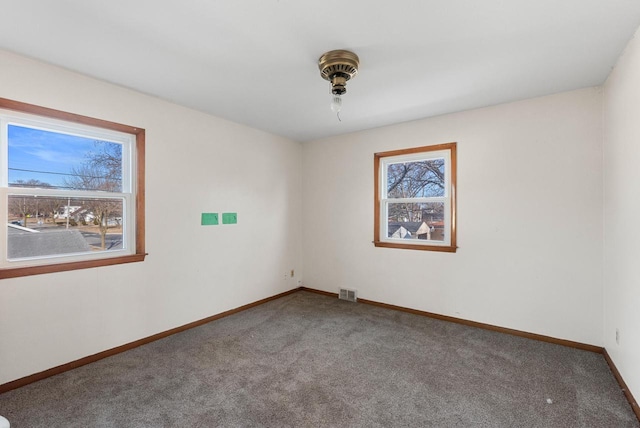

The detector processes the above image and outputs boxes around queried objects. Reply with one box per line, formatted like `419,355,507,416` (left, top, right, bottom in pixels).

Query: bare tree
8,179,52,227
40,198,66,223
63,142,122,249
87,142,122,191
386,159,445,222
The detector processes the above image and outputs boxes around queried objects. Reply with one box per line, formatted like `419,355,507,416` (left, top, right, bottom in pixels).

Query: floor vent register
338,288,357,302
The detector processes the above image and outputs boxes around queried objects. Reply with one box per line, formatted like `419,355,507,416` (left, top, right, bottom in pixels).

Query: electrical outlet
616,328,620,345
290,269,294,277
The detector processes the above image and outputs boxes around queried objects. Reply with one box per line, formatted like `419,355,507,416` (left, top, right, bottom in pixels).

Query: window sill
0,253,147,279
373,241,457,253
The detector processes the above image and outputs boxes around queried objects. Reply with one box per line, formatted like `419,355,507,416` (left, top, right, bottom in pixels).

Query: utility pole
66,197,70,229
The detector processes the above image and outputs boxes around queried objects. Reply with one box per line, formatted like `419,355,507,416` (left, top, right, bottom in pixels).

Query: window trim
0,97,146,279
373,142,457,252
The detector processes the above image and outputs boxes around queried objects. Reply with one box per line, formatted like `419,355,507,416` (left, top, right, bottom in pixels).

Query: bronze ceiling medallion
318,50,360,95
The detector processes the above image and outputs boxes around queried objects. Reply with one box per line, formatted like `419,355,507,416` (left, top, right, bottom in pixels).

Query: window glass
7,195,124,259
386,159,445,198
4,123,129,263
387,202,445,242
8,125,123,192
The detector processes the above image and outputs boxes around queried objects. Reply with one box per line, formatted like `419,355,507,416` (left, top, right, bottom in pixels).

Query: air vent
338,288,357,302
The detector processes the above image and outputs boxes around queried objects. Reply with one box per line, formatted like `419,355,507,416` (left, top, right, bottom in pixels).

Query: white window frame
374,143,457,252
0,97,146,278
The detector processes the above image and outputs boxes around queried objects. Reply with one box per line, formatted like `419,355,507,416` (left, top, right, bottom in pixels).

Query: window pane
7,195,124,259
387,202,445,241
8,125,123,192
386,158,445,198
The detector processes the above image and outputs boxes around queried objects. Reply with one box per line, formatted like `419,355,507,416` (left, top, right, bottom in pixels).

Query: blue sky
8,125,117,188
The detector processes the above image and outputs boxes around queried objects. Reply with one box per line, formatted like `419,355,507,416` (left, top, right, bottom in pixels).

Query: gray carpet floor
0,290,637,427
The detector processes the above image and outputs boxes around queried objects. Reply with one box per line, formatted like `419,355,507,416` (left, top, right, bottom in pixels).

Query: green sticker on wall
201,213,219,225
222,212,237,224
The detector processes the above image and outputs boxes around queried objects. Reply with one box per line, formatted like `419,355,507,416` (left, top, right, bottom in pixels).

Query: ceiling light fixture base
318,50,360,96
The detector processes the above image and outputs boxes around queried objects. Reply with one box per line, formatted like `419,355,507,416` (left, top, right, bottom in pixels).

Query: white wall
0,50,303,385
603,29,640,402
302,88,604,346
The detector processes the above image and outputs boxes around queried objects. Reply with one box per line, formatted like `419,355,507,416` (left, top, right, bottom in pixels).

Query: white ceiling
1,1,640,142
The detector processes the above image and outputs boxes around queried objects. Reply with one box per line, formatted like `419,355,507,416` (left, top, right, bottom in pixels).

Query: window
0,97,145,278
374,142,457,252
